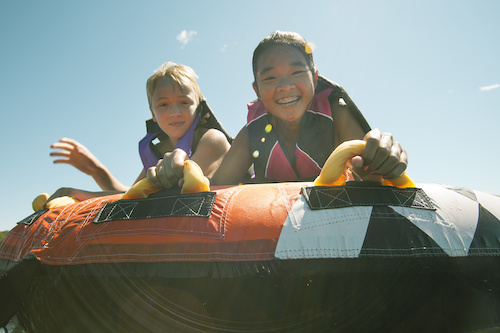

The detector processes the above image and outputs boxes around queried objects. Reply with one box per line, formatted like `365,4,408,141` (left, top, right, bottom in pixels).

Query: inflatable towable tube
2,143,500,332
2,181,500,332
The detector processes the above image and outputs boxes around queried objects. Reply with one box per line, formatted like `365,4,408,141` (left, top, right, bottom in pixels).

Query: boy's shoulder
198,100,233,144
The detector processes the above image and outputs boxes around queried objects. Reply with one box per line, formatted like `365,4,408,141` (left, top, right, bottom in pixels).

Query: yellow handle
32,193,78,211
313,140,415,188
121,160,210,200
180,160,211,194
32,160,211,209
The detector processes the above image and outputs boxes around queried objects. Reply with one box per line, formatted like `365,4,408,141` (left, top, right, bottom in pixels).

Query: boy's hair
252,31,316,82
146,62,204,111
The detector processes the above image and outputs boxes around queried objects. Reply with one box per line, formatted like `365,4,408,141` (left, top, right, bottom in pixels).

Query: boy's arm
132,169,147,185
46,187,124,204
190,128,231,179
50,138,129,191
210,127,253,186
146,128,232,190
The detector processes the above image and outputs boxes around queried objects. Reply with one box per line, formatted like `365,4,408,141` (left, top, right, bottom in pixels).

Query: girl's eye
158,103,168,108
292,70,306,75
262,76,276,82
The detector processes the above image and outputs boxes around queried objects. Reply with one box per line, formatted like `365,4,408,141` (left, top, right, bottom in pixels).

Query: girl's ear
252,82,261,100
150,109,157,122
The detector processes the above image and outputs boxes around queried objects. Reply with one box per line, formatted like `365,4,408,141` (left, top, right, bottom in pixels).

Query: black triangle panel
468,204,500,255
359,206,448,257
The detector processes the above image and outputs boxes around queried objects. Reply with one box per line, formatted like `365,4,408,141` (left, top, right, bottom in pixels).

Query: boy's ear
313,71,319,88
150,109,157,122
252,82,260,99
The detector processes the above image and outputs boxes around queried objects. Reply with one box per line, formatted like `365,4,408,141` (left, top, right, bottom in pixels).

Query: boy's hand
147,149,188,189
50,138,102,176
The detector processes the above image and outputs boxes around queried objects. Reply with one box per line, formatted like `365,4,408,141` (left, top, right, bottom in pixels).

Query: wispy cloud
220,42,238,53
480,84,500,92
176,30,197,48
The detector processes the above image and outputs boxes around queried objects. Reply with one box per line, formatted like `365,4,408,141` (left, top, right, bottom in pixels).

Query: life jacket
139,100,232,171
246,75,371,182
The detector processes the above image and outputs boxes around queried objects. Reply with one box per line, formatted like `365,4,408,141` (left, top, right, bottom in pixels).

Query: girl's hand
350,129,408,180
147,148,189,189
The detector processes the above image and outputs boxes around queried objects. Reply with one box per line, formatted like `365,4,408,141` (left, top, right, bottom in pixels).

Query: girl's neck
273,116,301,153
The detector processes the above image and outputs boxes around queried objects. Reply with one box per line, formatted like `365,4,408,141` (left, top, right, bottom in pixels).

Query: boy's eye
158,102,168,108
292,70,306,75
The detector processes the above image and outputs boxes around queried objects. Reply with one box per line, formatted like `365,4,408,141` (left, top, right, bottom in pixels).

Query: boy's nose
169,104,182,115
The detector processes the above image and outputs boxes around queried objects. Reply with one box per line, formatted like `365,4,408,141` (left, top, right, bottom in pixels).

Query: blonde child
150,31,407,188
49,62,231,200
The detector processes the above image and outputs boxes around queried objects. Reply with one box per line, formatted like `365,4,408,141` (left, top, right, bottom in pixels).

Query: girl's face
151,77,199,144
253,45,317,125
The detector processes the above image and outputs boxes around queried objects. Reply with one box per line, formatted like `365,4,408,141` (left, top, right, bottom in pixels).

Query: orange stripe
18,183,304,265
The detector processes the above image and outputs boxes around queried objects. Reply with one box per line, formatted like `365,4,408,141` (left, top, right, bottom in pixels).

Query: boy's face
253,45,317,125
150,77,199,143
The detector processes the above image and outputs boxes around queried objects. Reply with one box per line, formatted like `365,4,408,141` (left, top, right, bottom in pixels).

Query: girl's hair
146,62,204,110
252,31,316,81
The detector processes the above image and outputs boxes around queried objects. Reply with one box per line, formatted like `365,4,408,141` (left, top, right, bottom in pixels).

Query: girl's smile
253,45,317,125
276,95,301,106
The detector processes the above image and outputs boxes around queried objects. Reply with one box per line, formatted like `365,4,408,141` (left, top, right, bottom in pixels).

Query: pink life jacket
246,76,370,182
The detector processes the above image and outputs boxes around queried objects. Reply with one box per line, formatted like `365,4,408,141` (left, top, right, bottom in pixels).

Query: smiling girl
210,31,407,185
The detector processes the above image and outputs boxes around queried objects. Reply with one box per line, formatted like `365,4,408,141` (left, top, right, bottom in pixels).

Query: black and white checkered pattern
275,183,500,259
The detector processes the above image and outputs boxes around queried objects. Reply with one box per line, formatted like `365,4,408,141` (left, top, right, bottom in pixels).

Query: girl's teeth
278,96,299,104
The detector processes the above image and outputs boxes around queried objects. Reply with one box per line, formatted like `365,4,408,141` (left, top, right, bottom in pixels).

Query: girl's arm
333,103,367,147
210,127,253,186
333,104,407,180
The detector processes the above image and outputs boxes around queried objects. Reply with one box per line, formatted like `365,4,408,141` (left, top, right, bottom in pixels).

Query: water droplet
253,150,260,158
265,124,272,133
261,137,265,143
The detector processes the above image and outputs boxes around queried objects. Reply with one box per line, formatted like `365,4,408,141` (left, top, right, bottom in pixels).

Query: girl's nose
277,77,295,91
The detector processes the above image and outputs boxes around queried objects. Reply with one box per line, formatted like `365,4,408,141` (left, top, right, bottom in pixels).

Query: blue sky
1,0,499,231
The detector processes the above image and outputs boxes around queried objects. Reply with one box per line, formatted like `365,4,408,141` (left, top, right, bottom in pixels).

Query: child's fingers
381,148,408,179
169,149,189,180
146,166,164,188
365,134,393,171
58,137,79,147
50,150,71,158
156,163,178,188
369,141,401,175
50,142,73,151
